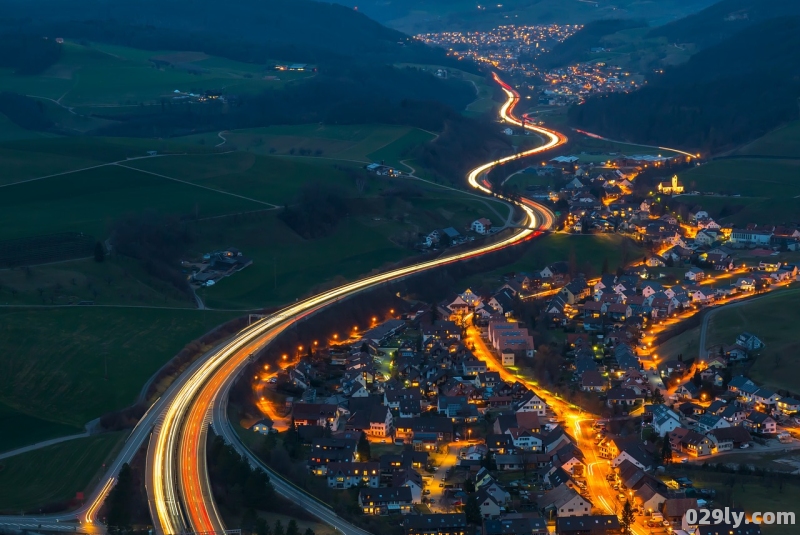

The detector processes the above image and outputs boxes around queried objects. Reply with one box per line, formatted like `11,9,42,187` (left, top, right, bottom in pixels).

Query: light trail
149,73,566,535
573,128,698,159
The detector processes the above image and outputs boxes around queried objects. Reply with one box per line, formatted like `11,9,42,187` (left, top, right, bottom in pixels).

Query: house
472,218,493,235
736,332,764,351
249,419,273,435
708,426,752,452
555,516,622,535
293,403,342,429
727,375,756,394
359,487,413,515
476,476,511,506
612,443,653,471
515,392,547,415
326,462,380,488
685,267,705,282
483,515,548,535
676,382,699,400
537,484,592,517
777,397,800,416
405,514,468,535
664,498,698,526
606,387,643,408
651,405,682,437
745,411,777,435
392,469,424,503
581,370,607,392
671,429,715,457
696,414,730,433
505,428,543,451
475,488,503,519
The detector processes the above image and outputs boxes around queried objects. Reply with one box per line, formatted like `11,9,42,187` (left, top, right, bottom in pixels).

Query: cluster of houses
189,246,252,287
421,219,493,250
542,261,798,333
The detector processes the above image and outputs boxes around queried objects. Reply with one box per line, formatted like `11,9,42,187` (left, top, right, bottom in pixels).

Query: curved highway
0,72,564,534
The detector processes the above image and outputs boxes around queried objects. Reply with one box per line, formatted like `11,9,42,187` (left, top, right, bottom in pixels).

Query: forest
568,16,800,153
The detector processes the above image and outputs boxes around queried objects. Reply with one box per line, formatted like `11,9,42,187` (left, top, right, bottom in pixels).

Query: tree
106,463,134,532
286,520,300,535
620,499,635,533
652,389,665,404
661,438,672,465
465,493,482,525
304,529,316,535
357,431,371,461
274,520,285,535
94,241,105,262
601,257,609,275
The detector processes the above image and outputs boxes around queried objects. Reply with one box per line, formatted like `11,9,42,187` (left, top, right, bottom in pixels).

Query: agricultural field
185,123,435,168
0,402,82,454
675,159,800,224
0,162,266,241
734,121,800,158
0,256,194,307
0,307,238,433
679,471,800,535
193,187,511,310
0,40,308,110
0,432,125,513
705,289,800,393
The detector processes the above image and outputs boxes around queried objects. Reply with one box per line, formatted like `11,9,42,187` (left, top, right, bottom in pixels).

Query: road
572,128,698,160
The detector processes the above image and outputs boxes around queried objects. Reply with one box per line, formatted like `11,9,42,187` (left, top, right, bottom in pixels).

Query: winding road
0,72,564,534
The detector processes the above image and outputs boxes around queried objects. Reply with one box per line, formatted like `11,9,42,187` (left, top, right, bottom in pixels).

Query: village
244,236,799,535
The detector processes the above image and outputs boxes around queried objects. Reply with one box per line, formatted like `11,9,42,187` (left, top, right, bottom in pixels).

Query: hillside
648,0,800,49
328,0,716,33
533,19,647,70
0,0,461,67
568,16,800,153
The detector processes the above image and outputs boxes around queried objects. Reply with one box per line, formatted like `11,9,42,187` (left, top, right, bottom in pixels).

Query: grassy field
460,233,646,290
0,160,266,241
705,289,800,393
678,471,800,535
0,432,124,513
193,188,509,309
185,124,435,168
0,307,238,431
735,121,800,158
0,256,194,307
675,158,800,224
0,40,308,110
0,402,82,454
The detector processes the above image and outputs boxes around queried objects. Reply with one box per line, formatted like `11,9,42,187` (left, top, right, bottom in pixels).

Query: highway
0,72,563,534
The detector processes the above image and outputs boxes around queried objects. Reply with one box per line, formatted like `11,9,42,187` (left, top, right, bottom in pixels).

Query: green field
705,289,800,393
193,189,510,309
0,402,83,453
0,432,124,513
0,256,194,307
0,163,266,241
0,307,238,431
0,40,307,110
676,158,800,224
678,471,800,535
735,121,800,158
185,124,434,167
